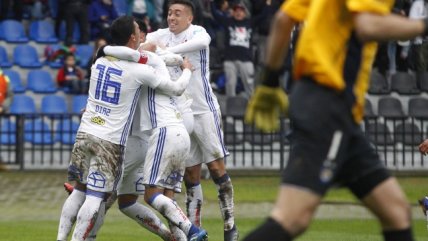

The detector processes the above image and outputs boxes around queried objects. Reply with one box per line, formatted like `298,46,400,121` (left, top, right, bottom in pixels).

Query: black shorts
282,78,390,199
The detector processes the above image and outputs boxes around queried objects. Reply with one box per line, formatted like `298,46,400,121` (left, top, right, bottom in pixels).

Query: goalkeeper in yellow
244,0,428,240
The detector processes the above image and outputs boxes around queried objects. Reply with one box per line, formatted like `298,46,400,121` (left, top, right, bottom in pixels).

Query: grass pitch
0,171,428,241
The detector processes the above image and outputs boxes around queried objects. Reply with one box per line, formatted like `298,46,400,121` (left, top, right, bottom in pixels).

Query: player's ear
188,15,193,24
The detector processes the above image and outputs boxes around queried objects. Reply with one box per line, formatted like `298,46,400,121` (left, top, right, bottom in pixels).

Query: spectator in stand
0,68,14,114
63,0,90,46
57,53,87,94
211,0,273,99
89,0,118,41
128,0,159,30
0,0,23,20
408,0,428,78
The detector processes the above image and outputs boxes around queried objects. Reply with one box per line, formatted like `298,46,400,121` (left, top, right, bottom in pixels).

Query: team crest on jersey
87,171,106,188
91,116,105,125
138,52,148,64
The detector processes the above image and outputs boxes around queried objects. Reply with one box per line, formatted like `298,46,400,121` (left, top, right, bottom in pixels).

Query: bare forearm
354,13,425,42
265,11,296,70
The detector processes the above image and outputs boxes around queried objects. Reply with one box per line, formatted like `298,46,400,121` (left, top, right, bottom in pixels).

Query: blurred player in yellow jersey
244,0,428,240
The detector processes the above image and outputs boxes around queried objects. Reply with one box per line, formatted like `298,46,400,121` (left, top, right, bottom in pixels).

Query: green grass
1,171,428,241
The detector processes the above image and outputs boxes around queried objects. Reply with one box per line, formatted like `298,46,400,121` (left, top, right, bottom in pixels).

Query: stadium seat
0,119,16,145
0,46,12,68
40,95,68,118
10,95,37,114
368,70,390,95
24,119,54,144
29,20,59,43
71,95,88,114
365,122,394,146
243,124,279,145
76,44,94,67
408,97,428,119
364,98,376,118
394,122,423,146
3,69,26,93
13,45,42,68
391,72,420,95
224,122,243,145
225,96,248,118
27,70,57,93
417,72,428,92
55,119,79,145
1,20,29,43
378,97,405,119
0,22,3,40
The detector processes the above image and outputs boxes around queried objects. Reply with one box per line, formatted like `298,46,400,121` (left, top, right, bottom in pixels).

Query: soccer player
56,16,196,241
244,0,428,240
145,0,238,240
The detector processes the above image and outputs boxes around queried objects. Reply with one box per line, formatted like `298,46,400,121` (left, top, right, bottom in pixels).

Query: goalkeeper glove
245,66,289,133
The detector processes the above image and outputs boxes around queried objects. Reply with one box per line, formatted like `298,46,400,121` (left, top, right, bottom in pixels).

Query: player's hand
419,139,428,155
245,85,288,133
181,57,194,72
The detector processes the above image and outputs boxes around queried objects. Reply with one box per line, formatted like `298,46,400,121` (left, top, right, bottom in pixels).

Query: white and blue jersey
79,56,161,145
147,24,220,115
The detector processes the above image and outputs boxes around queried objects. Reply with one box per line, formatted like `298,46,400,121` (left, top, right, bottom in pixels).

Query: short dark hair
110,16,136,46
135,18,148,34
168,0,194,16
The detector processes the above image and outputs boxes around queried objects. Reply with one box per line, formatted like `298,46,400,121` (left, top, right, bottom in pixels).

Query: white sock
168,220,188,241
120,202,173,241
186,183,203,227
71,194,103,241
216,176,235,230
85,201,106,241
57,189,85,241
149,194,193,236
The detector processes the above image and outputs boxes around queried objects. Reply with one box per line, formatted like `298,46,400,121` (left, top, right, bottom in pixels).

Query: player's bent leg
270,185,321,238
119,194,174,241
207,159,238,241
85,192,116,241
71,190,105,241
57,183,86,241
361,177,414,241
184,164,203,227
145,187,207,241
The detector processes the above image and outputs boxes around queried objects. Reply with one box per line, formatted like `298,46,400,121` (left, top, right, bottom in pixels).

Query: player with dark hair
244,0,428,240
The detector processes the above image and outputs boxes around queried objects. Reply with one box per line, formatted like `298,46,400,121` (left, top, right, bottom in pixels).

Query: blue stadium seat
59,21,80,44
0,46,12,68
0,119,16,145
55,119,79,144
41,95,68,118
76,44,94,67
29,20,59,43
24,119,54,144
71,95,88,114
10,95,37,114
13,45,42,68
3,69,26,93
27,70,57,93
1,20,29,43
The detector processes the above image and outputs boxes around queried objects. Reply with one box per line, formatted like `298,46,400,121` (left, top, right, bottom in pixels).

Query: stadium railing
1,114,428,171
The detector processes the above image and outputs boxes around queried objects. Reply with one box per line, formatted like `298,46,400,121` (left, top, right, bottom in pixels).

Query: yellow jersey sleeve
347,0,393,15
281,0,310,22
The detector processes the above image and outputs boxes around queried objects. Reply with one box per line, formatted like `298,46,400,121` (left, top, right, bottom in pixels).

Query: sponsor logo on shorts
91,116,105,125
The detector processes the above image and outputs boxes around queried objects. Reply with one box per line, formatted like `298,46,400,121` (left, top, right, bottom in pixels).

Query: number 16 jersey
79,57,161,146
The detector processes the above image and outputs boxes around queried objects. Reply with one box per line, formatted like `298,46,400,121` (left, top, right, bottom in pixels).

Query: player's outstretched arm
166,28,211,53
354,12,426,42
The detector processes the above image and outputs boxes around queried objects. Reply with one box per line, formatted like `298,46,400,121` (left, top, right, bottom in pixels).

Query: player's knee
380,199,412,230
184,165,202,184
207,159,226,179
118,194,138,209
